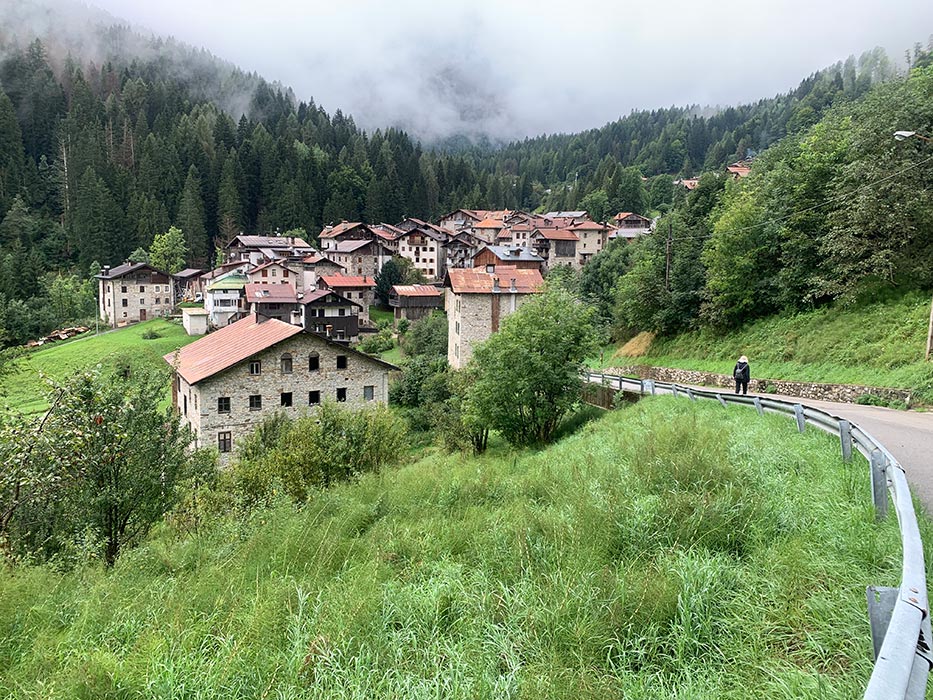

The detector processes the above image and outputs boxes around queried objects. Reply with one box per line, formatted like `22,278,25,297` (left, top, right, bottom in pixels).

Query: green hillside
0,319,197,415
597,292,933,402
0,399,910,698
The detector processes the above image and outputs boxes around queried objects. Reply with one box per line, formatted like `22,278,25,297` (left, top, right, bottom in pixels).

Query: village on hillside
96,165,754,459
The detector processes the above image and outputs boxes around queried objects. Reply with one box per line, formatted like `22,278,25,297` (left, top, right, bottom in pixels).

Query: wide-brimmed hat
739,355,748,363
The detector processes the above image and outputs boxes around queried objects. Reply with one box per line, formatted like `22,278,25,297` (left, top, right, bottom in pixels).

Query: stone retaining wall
604,365,912,406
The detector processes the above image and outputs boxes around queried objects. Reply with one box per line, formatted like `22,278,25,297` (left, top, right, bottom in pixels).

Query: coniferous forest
0,16,929,344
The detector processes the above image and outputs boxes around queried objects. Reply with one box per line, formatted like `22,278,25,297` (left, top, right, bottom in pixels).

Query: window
336,355,347,369
364,385,374,401
338,308,346,317
139,285,145,292
122,298,128,307
249,394,262,411
183,394,187,416
271,269,277,277
218,397,231,414
308,390,320,405
455,321,460,335
249,360,261,375
155,297,161,304
308,353,319,371
139,298,145,305
218,431,232,453
281,392,292,407
280,354,293,374
121,285,127,293
336,387,347,402
261,269,268,278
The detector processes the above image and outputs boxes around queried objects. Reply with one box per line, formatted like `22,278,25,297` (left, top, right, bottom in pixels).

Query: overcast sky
81,0,933,141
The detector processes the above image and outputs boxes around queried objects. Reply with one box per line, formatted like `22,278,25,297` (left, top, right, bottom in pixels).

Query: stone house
299,288,361,341
444,267,543,369
96,262,174,327
530,228,580,272
324,238,390,278
438,208,483,232
299,254,345,290
444,231,482,271
317,222,374,252
568,221,609,266
389,284,444,326
165,314,397,463
317,275,376,325
396,227,447,280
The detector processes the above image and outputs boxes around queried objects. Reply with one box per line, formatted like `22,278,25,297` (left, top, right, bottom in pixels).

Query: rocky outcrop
603,365,912,406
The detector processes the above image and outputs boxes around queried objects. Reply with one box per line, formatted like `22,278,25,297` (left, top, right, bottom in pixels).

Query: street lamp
894,130,933,358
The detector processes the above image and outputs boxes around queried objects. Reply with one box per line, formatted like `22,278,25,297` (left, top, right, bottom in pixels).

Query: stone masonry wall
604,364,913,405
448,290,531,369
186,333,390,462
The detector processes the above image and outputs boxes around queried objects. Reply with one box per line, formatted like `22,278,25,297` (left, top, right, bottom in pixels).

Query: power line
658,152,933,244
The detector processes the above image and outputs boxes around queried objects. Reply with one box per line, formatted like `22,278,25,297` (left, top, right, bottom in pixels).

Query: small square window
281,392,292,407
249,394,262,411
308,354,320,371
249,360,261,375
218,431,232,453
121,285,127,293
281,356,292,374
139,286,145,292
122,298,128,307
338,308,346,317
336,355,347,370
308,390,320,405
218,397,230,414
364,385,374,401
336,387,347,402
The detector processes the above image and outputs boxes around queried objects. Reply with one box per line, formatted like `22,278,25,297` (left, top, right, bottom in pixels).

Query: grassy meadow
0,398,913,698
595,292,933,402
0,319,198,415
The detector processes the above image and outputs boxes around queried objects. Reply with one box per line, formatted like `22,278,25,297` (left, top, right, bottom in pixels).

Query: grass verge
596,292,933,402
0,398,914,698
0,319,198,415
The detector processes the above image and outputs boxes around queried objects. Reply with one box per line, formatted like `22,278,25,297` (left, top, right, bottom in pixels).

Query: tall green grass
598,292,933,402
0,398,913,697
0,319,197,415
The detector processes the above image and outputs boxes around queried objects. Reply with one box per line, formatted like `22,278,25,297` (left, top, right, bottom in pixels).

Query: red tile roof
244,283,297,303
474,218,505,228
164,315,303,385
319,222,366,238
392,284,443,298
445,267,543,294
320,274,376,288
534,228,579,241
569,221,608,231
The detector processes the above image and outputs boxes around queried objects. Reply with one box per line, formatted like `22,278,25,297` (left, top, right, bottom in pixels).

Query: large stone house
396,227,447,279
568,221,609,266
444,267,543,369
530,228,580,272
164,314,397,462
324,239,390,277
317,222,374,252
96,262,174,327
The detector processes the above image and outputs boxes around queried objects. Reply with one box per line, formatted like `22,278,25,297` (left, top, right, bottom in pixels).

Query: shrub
140,328,161,340
358,327,394,354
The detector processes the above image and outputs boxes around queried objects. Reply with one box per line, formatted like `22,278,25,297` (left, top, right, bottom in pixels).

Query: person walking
733,355,750,395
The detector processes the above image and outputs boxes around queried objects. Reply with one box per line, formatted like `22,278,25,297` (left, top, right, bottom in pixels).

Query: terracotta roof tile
164,315,303,385
320,274,376,288
391,284,443,297
445,267,543,294
534,228,579,241
244,283,297,303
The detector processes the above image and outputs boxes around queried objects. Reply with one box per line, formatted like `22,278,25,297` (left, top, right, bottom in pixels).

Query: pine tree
0,90,25,216
176,165,208,266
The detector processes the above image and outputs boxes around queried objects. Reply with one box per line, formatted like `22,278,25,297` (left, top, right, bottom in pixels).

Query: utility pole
665,218,672,292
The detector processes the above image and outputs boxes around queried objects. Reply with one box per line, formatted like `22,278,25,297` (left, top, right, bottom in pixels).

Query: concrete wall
183,334,390,462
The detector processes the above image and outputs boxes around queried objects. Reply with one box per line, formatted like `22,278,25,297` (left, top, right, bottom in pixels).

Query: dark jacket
733,361,750,382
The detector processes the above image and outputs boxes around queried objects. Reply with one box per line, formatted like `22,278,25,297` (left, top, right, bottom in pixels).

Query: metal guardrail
584,371,932,699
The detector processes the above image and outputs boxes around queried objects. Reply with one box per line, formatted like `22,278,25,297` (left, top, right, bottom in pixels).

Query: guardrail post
867,586,899,661
753,396,763,416
794,404,806,433
716,393,727,408
686,388,696,401
672,386,679,399
839,419,853,463
615,377,622,391
639,379,645,395
870,450,888,521
646,379,655,395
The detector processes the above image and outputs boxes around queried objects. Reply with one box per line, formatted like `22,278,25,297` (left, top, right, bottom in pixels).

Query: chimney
326,324,333,338
492,277,500,292
510,278,517,293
